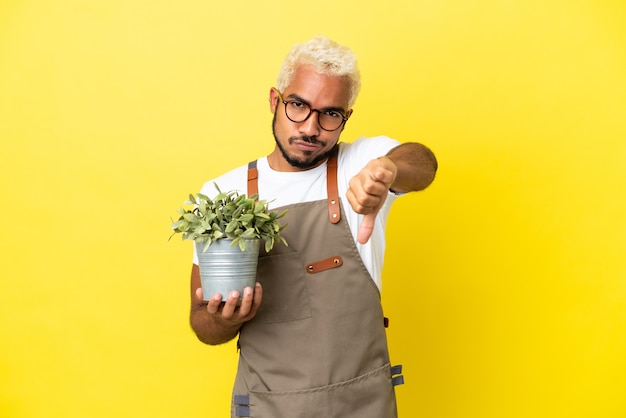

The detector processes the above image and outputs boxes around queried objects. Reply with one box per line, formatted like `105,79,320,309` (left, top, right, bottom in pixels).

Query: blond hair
276,36,361,108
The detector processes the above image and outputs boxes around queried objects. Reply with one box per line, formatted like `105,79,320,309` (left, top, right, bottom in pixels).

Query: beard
272,112,335,170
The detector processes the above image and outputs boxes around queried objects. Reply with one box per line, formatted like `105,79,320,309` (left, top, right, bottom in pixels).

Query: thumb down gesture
346,156,397,244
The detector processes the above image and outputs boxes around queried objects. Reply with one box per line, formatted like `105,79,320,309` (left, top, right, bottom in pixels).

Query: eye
323,110,343,119
289,101,306,109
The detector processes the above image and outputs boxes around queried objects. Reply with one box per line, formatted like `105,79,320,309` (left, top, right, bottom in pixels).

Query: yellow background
1,1,625,417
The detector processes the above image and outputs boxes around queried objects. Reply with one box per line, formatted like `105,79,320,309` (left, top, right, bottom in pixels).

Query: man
189,36,437,417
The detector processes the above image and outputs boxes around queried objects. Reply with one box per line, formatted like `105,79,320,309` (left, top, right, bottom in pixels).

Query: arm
385,142,438,193
346,142,438,243
189,264,263,345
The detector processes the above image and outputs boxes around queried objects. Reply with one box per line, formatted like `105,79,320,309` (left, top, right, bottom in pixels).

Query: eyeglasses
276,91,349,132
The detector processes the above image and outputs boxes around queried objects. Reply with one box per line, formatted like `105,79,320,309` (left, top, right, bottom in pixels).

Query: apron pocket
245,363,397,418
256,251,312,324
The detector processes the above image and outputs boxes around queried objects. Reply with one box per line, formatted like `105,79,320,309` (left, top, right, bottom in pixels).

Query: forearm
189,264,241,345
385,142,438,193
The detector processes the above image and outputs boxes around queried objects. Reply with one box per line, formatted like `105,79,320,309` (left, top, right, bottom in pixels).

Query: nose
298,110,321,136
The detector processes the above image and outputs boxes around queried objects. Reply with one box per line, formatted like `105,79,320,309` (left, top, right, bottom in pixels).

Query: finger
240,283,264,320
357,211,377,244
206,292,223,314
251,282,263,312
346,185,378,215
237,286,255,317
220,290,240,319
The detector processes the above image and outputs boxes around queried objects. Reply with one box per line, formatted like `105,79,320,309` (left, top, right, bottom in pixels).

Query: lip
293,140,320,152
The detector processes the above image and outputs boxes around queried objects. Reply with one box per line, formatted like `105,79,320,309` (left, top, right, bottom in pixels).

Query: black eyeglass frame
276,91,349,132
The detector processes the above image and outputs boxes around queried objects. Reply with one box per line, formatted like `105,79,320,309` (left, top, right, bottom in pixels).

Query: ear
269,88,280,114
340,109,354,132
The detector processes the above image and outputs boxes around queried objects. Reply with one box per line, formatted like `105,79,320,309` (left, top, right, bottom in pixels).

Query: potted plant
170,183,287,301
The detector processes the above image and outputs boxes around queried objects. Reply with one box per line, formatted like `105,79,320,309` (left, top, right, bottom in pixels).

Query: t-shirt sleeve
346,136,401,163
340,136,403,197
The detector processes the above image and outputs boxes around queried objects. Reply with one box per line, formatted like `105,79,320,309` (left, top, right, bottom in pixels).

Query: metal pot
196,239,260,302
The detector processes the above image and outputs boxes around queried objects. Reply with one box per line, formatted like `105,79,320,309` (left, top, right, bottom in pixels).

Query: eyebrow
286,93,347,115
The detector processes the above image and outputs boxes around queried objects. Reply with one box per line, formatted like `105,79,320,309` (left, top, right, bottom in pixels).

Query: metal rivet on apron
333,258,340,264
332,213,338,218
331,199,336,204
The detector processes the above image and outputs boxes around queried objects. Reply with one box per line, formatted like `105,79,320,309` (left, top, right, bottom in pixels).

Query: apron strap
326,145,341,224
246,145,341,224
247,160,258,197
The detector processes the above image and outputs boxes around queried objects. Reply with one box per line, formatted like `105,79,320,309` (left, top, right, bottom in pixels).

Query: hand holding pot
199,283,263,327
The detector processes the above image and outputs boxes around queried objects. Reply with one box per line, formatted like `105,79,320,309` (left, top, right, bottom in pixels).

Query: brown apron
232,146,404,417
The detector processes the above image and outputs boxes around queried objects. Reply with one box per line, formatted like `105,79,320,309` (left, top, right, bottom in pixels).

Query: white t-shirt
193,136,401,291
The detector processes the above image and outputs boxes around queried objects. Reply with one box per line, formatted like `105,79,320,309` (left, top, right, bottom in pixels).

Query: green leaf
198,201,206,214
184,194,196,205
239,214,254,223
240,228,256,239
225,220,239,233
183,213,197,222
232,206,243,219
